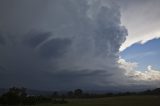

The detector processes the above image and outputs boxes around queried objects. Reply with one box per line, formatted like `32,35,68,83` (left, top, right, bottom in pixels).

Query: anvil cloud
0,0,159,91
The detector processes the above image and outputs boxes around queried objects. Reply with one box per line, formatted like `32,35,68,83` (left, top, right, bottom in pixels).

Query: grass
0,95,159,106
33,95,160,106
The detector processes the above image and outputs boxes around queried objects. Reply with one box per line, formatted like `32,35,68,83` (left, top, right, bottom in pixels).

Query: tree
0,87,27,105
74,89,83,97
52,91,59,98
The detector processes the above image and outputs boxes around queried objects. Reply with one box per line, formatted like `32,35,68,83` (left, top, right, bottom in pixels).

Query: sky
121,39,160,71
120,0,160,51
0,0,160,91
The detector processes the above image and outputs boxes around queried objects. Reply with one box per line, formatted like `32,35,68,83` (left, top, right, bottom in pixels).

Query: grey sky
0,0,159,91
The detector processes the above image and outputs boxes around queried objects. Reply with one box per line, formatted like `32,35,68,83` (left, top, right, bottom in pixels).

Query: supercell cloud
0,0,159,90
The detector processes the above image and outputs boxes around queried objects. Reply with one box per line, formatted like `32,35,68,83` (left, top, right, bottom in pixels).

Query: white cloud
147,65,152,71
118,58,160,81
119,0,160,51
120,31,160,51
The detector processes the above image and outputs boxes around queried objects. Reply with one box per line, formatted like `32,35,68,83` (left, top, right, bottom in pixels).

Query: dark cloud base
0,0,156,91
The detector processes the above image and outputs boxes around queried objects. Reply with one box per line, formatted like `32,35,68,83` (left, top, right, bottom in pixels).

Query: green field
32,95,160,106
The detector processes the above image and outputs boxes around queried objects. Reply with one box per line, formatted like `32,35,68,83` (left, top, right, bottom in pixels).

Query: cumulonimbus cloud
0,0,159,91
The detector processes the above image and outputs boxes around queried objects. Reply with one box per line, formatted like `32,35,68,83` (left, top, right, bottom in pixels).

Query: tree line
0,87,85,105
0,87,160,105
0,87,67,105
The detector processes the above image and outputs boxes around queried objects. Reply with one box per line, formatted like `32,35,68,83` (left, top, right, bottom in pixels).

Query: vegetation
0,87,160,105
0,87,67,105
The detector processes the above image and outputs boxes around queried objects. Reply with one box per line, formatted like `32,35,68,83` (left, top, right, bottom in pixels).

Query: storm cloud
0,0,156,91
